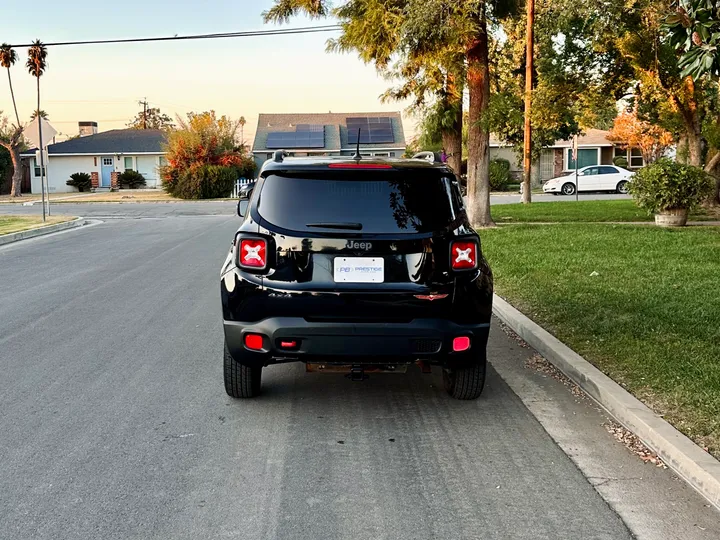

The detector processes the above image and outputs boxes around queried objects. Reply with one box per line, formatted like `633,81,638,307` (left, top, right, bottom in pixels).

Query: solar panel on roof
347,117,395,144
266,127,325,149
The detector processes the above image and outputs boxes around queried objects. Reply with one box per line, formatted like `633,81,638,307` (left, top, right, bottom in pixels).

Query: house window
33,158,46,177
389,152,396,157
614,147,626,158
124,157,134,171
566,148,599,170
102,157,113,166
629,148,644,168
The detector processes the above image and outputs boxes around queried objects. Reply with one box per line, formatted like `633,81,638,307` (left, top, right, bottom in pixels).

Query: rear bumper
224,317,490,369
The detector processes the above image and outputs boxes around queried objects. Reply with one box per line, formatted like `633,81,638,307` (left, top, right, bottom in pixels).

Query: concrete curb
492,294,720,511
0,217,87,246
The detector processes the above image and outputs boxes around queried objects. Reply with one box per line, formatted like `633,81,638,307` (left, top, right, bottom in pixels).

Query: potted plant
627,158,713,227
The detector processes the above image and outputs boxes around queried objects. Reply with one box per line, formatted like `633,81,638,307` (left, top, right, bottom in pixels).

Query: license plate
333,257,384,283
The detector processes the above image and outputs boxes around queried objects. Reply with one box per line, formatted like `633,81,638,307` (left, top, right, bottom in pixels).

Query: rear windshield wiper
306,222,363,231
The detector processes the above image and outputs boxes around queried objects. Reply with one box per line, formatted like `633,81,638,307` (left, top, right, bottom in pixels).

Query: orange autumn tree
608,111,674,166
161,111,255,199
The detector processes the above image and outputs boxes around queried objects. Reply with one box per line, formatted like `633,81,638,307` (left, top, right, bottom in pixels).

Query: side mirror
237,199,249,218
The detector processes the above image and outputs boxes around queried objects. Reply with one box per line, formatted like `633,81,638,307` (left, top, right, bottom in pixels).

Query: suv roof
260,155,454,175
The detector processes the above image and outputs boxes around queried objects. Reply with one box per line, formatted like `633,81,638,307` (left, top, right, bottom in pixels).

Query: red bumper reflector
280,340,297,349
453,336,471,352
244,333,264,351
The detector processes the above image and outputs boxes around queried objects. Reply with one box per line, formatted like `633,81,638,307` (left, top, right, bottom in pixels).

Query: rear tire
224,341,262,398
443,358,486,400
561,182,576,195
616,180,629,194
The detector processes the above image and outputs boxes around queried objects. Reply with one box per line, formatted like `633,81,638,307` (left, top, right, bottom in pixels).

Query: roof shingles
47,129,166,155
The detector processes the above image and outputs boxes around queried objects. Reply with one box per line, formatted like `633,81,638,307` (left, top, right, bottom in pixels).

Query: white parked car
542,165,633,195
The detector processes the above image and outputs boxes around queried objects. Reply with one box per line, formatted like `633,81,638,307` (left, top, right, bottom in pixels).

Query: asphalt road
0,192,630,218
1,215,716,540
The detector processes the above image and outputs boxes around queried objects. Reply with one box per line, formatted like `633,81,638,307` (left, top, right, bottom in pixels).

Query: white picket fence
230,178,254,199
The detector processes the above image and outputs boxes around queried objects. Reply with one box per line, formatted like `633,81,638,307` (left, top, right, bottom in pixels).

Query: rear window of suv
257,174,462,234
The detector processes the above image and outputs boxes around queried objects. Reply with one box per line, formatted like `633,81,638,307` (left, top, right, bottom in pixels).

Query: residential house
490,129,646,185
251,112,407,171
25,126,167,194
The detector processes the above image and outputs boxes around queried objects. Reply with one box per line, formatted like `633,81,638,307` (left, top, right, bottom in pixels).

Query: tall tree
30,109,48,120
0,44,24,197
27,40,48,219
263,0,517,226
127,107,175,130
666,0,720,203
0,44,20,127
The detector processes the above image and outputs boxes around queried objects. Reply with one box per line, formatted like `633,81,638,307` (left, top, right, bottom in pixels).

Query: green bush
167,164,236,199
613,155,629,168
627,158,713,213
118,170,146,189
66,172,92,192
489,158,511,191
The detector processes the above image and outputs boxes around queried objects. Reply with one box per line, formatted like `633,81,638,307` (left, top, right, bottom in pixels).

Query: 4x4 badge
346,241,372,251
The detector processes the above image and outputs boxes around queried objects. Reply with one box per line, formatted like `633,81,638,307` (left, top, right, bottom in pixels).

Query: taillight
451,241,478,270
239,238,267,269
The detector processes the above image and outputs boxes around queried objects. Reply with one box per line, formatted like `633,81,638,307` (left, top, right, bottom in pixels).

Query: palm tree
239,116,246,147
30,109,49,121
0,43,23,197
27,40,48,218
0,44,20,127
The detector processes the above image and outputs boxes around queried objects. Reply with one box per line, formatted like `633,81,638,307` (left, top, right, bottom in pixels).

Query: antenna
352,128,362,160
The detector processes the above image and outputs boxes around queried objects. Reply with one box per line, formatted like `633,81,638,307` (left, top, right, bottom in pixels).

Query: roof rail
273,150,286,163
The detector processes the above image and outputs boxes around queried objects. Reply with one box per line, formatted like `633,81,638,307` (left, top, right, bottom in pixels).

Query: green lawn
491,199,717,223
0,215,72,235
481,224,720,458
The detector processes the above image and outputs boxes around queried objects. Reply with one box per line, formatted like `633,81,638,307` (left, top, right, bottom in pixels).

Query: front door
101,157,114,187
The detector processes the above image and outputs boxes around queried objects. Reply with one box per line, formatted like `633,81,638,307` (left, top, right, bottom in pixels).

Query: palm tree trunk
466,10,494,227
6,68,20,127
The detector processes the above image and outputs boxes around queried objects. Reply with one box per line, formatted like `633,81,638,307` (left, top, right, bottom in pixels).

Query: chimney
79,121,98,137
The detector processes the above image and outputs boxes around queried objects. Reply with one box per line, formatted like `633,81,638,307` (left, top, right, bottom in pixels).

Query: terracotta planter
654,208,688,227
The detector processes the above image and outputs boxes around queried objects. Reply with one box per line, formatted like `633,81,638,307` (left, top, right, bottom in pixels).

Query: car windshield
257,174,462,234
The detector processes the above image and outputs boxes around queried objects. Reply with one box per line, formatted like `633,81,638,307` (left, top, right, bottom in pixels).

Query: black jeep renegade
220,153,493,399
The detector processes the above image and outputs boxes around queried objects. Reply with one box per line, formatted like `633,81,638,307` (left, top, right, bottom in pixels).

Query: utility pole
139,98,148,129
522,0,534,204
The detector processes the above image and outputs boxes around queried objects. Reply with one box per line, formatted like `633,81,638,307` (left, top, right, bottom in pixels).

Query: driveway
0,215,715,540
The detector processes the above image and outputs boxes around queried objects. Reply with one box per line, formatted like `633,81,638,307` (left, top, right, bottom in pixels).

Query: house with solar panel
251,112,407,171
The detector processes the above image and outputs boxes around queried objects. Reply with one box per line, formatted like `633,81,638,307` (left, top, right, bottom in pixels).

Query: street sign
24,118,57,149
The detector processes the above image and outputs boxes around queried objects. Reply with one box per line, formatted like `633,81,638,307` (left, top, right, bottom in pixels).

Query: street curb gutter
0,217,87,246
492,294,720,511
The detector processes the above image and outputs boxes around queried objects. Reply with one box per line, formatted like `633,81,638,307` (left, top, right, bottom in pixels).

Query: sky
1,0,415,144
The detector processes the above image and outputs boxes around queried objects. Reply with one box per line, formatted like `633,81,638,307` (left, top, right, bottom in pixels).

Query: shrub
613,156,629,168
167,164,236,199
118,170,146,189
489,158,511,191
67,172,91,192
627,158,713,213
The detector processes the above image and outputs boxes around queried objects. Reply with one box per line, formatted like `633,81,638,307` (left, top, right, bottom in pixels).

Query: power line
8,25,341,48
